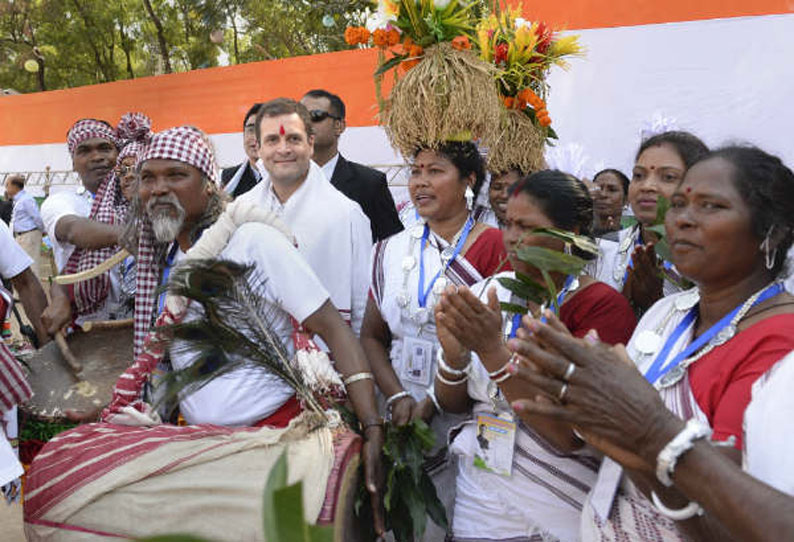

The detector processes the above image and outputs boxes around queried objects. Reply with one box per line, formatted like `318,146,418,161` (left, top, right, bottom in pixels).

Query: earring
465,185,474,210
564,242,572,255
759,226,777,270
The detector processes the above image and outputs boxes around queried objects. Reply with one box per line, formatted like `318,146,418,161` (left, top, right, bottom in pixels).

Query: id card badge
473,413,517,477
401,336,434,386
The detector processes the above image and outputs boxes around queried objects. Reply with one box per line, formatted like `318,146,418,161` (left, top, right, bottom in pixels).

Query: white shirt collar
320,153,340,182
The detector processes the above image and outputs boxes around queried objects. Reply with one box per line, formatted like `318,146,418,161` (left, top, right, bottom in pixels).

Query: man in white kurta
240,98,372,335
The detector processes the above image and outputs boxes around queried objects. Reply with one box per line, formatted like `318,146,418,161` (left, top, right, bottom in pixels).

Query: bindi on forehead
279,125,285,136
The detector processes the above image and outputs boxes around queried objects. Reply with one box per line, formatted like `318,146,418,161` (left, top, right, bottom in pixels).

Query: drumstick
80,319,134,332
54,249,130,285
55,331,83,377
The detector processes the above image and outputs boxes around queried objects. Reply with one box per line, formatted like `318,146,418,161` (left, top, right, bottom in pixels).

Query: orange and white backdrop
1,1,793,193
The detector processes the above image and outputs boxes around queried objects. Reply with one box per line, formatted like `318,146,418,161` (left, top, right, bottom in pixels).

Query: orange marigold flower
539,116,552,127
409,45,424,58
344,27,359,45
344,26,370,46
360,28,371,44
451,35,471,51
387,28,400,47
372,29,390,48
503,96,515,108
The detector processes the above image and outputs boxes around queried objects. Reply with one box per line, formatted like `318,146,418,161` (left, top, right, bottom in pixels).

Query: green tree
0,0,372,94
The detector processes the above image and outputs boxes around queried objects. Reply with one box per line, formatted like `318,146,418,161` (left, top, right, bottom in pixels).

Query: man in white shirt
241,98,372,335
300,89,402,242
5,175,44,277
41,118,131,333
104,125,384,531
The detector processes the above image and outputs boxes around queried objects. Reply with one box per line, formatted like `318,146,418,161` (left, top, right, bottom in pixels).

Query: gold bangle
343,372,374,387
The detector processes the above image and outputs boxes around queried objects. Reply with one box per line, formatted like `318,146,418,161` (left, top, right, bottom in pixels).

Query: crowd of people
0,86,792,542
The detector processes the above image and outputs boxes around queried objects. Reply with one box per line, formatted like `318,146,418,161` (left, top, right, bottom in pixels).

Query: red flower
535,22,552,55
494,42,509,64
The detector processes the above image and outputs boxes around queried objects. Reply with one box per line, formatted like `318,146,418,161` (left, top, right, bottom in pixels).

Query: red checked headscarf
116,112,153,165
132,126,219,356
62,119,128,320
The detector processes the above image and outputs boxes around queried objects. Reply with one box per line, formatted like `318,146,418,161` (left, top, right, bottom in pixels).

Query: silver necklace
396,217,471,328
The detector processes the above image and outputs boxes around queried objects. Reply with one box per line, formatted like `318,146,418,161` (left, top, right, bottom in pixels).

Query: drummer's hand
64,406,101,423
42,291,73,336
362,424,386,537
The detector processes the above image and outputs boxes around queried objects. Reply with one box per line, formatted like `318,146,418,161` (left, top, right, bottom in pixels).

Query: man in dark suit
221,103,264,198
300,89,402,242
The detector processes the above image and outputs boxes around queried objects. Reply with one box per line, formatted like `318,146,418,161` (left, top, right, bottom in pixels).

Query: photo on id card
473,413,516,477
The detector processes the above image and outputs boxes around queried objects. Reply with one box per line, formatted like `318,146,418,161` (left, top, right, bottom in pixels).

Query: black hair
593,168,629,196
303,89,346,119
636,131,709,169
243,103,263,129
414,141,487,199
508,169,595,260
697,146,794,277
255,98,314,143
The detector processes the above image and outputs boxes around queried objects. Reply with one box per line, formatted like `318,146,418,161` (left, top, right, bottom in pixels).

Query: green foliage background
0,0,372,93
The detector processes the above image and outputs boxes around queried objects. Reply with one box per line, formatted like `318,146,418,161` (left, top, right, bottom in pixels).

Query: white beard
147,195,186,243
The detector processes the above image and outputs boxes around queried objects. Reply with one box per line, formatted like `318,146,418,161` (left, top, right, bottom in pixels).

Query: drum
24,421,375,541
21,323,133,423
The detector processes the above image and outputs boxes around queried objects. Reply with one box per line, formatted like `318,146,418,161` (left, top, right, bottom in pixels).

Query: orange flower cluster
344,26,371,46
402,37,425,71
502,88,553,127
451,35,471,51
372,28,401,48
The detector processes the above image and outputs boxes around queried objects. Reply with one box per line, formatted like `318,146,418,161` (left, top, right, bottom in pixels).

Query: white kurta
170,222,330,426
241,161,372,335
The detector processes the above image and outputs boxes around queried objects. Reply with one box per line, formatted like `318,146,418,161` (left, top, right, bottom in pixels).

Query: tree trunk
118,20,135,79
35,57,46,91
141,0,172,74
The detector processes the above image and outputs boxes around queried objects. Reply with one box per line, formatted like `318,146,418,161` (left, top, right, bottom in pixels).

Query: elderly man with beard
41,118,132,332
34,125,386,537
240,98,372,337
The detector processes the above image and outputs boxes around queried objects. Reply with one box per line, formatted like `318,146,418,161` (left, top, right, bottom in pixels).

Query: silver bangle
489,353,518,381
656,419,712,487
385,390,411,410
435,368,468,386
343,372,374,387
436,348,470,377
651,491,704,521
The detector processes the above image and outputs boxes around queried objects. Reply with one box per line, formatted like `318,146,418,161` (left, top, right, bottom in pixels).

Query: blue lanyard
417,216,474,308
157,242,180,313
509,274,576,337
643,282,784,384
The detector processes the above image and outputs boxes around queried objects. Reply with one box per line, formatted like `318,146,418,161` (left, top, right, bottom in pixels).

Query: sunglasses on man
308,109,342,123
